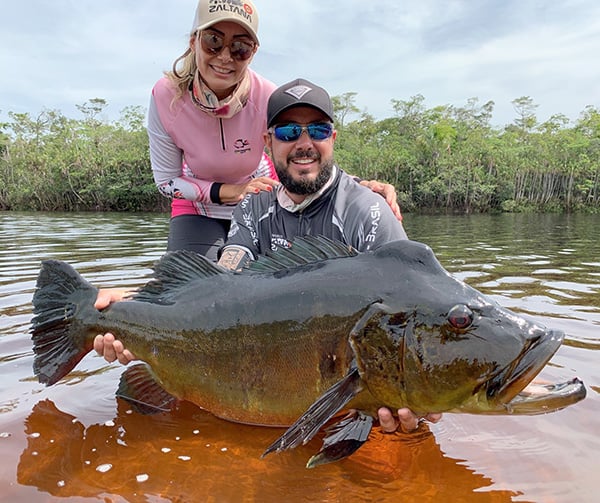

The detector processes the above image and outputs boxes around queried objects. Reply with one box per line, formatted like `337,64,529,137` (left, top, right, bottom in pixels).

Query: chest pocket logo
233,138,251,154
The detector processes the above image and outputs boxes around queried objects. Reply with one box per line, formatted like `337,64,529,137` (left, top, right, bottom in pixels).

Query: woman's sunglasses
269,122,334,142
199,31,255,61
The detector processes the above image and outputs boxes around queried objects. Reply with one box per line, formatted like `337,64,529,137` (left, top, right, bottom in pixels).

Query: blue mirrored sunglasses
269,122,334,142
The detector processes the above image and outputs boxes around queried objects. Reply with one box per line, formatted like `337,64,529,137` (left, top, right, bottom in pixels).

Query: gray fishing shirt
224,165,408,259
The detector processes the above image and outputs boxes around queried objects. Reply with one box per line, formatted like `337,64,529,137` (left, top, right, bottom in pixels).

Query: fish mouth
503,377,587,414
485,328,565,408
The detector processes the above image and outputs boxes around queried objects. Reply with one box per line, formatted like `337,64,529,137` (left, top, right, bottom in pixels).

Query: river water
0,211,598,502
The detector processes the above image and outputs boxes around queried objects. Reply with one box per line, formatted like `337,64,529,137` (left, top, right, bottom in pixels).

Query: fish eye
447,304,473,329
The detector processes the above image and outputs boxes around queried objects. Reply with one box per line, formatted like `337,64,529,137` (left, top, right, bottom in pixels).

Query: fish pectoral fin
116,363,179,414
262,366,363,458
306,410,374,468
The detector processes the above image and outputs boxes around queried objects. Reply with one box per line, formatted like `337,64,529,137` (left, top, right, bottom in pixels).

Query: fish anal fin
262,366,363,458
306,411,374,468
116,363,179,414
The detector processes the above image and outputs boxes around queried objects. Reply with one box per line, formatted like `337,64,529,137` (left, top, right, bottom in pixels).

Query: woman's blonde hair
165,33,197,100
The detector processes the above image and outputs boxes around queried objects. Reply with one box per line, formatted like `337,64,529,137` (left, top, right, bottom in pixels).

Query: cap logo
284,85,312,100
208,0,254,22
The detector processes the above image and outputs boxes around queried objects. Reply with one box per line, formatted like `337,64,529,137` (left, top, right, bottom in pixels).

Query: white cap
191,0,259,45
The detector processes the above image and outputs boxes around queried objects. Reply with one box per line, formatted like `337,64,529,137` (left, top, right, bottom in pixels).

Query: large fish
30,236,586,467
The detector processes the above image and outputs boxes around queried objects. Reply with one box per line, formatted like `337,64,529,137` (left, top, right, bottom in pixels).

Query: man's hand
94,287,132,310
378,407,442,433
93,288,137,365
93,333,137,365
360,180,403,222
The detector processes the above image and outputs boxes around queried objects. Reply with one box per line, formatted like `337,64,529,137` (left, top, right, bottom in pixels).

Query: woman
149,0,401,260
150,0,278,261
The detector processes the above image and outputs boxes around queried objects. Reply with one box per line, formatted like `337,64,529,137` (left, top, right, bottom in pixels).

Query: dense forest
1,94,599,213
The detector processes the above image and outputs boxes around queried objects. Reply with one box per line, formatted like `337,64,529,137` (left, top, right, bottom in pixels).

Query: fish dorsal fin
133,250,227,304
246,235,358,273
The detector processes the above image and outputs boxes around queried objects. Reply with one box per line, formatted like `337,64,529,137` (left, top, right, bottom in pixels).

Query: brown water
0,211,598,502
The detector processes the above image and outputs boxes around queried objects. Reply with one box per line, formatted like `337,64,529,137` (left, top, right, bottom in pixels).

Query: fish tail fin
30,260,99,385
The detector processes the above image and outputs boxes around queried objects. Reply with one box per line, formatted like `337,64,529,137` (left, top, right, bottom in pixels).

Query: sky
2,0,600,129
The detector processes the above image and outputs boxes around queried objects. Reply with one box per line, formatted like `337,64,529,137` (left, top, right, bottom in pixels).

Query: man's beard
274,155,334,196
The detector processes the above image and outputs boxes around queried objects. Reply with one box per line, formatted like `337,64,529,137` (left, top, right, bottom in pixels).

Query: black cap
267,78,334,128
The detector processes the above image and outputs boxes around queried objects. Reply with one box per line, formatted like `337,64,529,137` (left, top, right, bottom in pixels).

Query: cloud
1,0,599,128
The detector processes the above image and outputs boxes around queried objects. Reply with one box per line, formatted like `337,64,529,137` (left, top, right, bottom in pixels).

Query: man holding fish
94,77,442,434
32,79,584,464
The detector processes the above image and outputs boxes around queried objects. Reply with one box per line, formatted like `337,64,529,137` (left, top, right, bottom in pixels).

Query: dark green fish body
31,237,586,466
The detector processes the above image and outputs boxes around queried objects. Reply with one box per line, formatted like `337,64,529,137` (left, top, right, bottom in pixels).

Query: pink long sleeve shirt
148,69,277,219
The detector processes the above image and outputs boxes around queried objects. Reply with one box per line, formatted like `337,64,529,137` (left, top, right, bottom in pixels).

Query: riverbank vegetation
1,95,599,213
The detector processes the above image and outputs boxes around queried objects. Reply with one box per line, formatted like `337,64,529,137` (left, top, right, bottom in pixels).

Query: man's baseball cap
191,0,260,45
267,78,335,127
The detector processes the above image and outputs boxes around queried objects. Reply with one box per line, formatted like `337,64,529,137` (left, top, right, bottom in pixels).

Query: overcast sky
2,0,599,128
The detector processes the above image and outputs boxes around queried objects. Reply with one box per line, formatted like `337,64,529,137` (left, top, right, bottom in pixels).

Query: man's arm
358,179,403,222
220,193,264,261
218,246,252,271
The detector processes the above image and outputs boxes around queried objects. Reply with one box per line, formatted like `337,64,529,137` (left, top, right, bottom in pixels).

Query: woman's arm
149,101,277,205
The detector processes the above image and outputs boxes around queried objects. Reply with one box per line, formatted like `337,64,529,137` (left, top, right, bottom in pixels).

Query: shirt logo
233,138,251,154
365,202,381,243
271,235,291,251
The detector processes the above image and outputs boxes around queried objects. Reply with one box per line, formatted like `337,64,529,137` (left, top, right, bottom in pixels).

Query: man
219,78,407,270
95,78,441,432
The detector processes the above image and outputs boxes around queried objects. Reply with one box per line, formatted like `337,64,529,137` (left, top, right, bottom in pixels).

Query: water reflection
19,399,519,502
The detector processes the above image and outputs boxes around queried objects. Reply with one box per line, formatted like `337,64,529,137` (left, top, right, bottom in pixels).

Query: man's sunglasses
199,31,255,61
269,122,334,142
